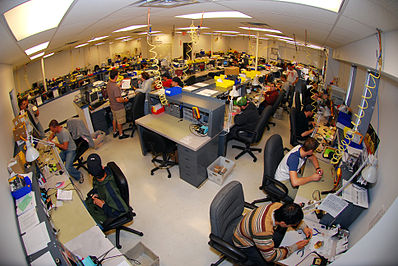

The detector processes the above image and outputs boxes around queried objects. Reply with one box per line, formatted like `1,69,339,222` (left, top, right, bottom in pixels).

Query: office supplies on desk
57,189,73,201
22,221,51,255
318,194,348,218
342,180,369,208
196,89,218,96
16,191,36,216
18,207,40,234
31,251,57,266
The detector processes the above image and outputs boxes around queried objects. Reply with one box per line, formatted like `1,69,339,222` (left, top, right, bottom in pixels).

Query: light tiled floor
75,110,292,266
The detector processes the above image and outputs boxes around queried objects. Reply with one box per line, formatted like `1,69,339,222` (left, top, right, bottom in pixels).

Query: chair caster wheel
151,172,154,175
253,158,257,162
116,244,122,249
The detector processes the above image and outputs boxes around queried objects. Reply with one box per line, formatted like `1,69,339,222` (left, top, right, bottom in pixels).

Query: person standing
18,97,45,138
107,69,129,139
286,63,299,87
135,71,153,115
48,120,84,183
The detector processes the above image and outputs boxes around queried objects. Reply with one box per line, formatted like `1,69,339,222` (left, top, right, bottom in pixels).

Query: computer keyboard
90,101,105,110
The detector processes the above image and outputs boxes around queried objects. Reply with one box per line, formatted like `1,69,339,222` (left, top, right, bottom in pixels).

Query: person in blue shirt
274,137,323,199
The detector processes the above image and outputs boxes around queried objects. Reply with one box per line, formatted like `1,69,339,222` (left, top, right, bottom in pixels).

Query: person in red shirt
161,75,173,88
258,83,280,114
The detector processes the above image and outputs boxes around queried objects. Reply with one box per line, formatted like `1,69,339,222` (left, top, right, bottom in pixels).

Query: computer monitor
223,60,228,67
89,91,99,104
330,85,346,106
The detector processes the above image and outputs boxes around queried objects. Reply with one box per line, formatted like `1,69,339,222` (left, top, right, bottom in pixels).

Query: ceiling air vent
132,0,199,8
241,22,271,27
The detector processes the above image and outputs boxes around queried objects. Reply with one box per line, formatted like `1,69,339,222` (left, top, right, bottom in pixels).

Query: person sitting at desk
134,71,153,115
258,83,280,114
275,137,323,199
48,119,84,183
161,74,172,88
171,76,184,88
85,153,128,226
233,202,312,265
296,104,315,140
107,69,129,139
227,96,260,141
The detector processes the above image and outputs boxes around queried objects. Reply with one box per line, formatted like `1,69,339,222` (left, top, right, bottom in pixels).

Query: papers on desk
31,251,56,266
16,191,36,216
318,194,348,218
342,180,369,208
18,208,40,234
183,86,199,92
194,82,209,87
22,221,51,255
57,189,73,201
196,89,218,97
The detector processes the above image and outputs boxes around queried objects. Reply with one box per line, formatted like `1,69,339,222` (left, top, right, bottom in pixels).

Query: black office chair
289,107,305,147
294,91,302,112
268,90,286,127
129,92,146,137
67,118,94,172
141,129,178,178
209,181,256,266
102,162,143,249
232,105,273,162
184,75,196,86
252,134,293,205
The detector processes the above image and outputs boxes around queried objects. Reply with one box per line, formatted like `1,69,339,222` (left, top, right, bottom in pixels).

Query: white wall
328,31,398,264
0,64,27,265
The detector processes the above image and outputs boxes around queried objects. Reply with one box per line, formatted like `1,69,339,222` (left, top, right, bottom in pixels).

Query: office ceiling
0,0,397,67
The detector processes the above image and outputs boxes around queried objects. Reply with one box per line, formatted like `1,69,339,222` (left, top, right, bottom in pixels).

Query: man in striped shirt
233,202,312,265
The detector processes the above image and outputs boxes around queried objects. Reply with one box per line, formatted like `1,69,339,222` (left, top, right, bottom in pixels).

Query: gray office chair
252,134,293,205
209,181,256,266
232,105,273,162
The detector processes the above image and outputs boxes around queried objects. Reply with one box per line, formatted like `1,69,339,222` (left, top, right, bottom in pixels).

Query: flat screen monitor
330,85,346,106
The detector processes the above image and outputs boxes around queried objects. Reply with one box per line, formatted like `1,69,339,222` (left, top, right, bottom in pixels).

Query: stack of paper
22,222,51,255
57,189,73,201
16,191,36,216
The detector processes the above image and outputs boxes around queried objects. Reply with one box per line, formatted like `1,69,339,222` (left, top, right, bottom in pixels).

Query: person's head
48,119,62,133
87,153,105,180
274,203,304,227
172,77,183,87
302,137,319,156
288,63,294,70
235,96,248,110
303,104,313,117
18,97,29,111
141,71,150,81
109,69,118,81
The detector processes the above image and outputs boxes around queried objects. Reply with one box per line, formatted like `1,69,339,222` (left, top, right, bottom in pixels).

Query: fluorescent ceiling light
214,31,239,34
43,52,54,58
239,27,282,34
259,37,269,40
175,31,183,34
115,36,131,40
275,0,343,13
176,11,251,19
88,36,109,42
137,31,161,35
75,43,89,48
29,52,45,60
113,25,147,33
222,34,237,37
238,34,257,37
4,0,73,41
24,41,49,55
122,38,133,42
265,34,293,40
176,27,209,30
95,42,105,46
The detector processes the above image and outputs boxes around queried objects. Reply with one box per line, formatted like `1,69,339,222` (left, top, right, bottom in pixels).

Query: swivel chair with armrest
101,162,143,249
251,134,293,205
209,181,256,266
128,92,146,138
232,105,273,162
289,107,305,147
141,129,178,178
67,118,94,172
268,90,286,127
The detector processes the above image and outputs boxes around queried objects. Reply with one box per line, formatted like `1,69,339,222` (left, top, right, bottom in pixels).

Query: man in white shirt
286,63,299,87
274,137,323,199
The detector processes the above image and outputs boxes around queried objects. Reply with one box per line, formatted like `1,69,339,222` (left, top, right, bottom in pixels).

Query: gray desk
136,113,219,187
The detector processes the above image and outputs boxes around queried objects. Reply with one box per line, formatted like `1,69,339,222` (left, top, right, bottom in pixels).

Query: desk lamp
358,154,377,185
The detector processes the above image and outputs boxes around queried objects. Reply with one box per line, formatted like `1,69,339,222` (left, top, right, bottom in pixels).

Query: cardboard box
125,242,159,266
225,66,240,76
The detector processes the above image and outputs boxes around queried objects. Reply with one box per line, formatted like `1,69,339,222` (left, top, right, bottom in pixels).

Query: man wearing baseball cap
85,153,128,226
227,96,260,141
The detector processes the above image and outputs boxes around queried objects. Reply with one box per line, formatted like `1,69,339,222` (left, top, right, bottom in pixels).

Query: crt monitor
89,91,99,104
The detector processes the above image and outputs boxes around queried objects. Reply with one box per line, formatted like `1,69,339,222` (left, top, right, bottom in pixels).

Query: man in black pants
296,104,315,140
227,96,260,141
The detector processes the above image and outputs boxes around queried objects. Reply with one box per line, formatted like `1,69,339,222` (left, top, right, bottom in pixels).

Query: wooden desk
136,113,219,187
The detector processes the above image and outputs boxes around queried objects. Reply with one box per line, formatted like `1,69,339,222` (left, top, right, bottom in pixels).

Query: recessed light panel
176,27,209,30
4,0,73,41
29,52,45,60
275,0,343,13
75,43,89,48
24,41,49,55
239,27,282,34
43,52,54,58
214,31,239,34
88,36,109,42
113,25,147,33
176,11,251,19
